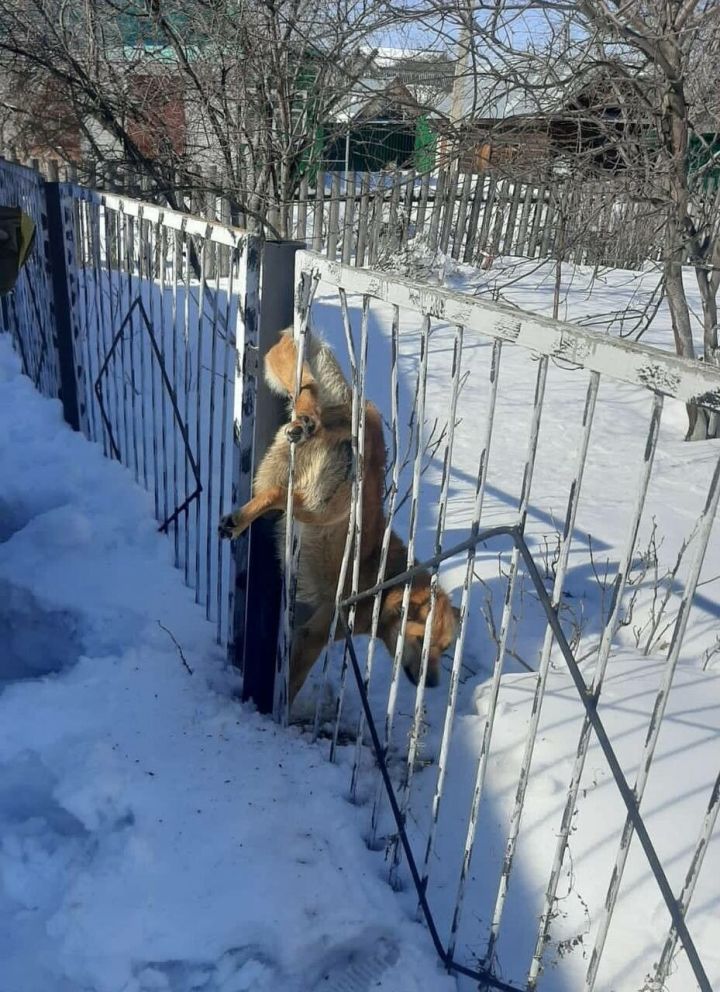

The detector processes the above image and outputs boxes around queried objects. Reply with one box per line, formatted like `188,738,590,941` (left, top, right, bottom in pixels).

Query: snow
0,335,454,992
1,248,719,992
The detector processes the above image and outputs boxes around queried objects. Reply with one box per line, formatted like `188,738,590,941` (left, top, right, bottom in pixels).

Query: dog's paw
285,414,317,444
218,512,246,540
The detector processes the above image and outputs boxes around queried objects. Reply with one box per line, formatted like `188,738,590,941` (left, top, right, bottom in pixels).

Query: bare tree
404,0,720,438
0,0,405,235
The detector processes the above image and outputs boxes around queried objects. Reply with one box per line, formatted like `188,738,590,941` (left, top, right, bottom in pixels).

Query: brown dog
219,328,458,704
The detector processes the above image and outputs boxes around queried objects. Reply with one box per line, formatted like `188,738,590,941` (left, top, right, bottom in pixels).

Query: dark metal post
240,239,306,713
44,181,80,431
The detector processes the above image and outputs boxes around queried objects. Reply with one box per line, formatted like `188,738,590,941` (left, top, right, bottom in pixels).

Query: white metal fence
279,251,720,992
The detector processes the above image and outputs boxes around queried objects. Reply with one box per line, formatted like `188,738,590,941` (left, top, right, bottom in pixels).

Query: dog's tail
264,326,351,409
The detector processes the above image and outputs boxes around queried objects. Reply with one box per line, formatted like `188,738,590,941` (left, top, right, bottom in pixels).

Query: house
322,47,454,172
427,58,665,177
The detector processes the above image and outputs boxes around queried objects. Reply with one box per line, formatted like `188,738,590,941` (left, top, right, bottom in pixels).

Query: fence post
238,238,306,713
44,181,80,431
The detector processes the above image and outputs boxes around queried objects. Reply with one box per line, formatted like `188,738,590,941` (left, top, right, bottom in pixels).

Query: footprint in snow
301,930,400,992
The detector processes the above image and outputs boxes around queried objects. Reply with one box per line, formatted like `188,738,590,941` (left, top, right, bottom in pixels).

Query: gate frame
288,250,720,992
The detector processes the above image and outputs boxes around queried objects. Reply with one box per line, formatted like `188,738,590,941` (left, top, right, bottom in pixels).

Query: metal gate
34,179,260,649
280,252,720,992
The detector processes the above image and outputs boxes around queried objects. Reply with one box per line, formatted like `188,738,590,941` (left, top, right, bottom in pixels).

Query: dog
219,327,459,705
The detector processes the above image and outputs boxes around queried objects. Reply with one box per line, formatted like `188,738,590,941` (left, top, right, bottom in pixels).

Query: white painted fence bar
329,295,369,760
348,305,402,796
421,337,503,897
274,273,318,724
389,323,464,887
294,256,720,414
371,312,432,846
653,768,720,988
70,184,250,247
310,288,362,742
454,354,549,963
485,367,600,967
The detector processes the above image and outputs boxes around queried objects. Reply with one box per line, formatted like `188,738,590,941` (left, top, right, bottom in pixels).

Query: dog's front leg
218,486,287,539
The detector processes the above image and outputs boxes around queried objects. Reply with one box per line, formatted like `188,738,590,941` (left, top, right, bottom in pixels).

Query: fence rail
10,152,719,272
281,250,720,992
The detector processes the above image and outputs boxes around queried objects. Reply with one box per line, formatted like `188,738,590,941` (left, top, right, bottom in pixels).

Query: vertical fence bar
312,170,325,253
527,393,665,989
44,182,80,431
526,182,547,258
427,168,446,251
349,304,402,796
273,272,318,724
586,453,720,992
463,175,485,264
415,172,431,238
217,251,237,644
355,173,371,267
652,768,720,989
421,337,503,897
194,232,210,602
449,354,550,963
370,314,432,846
296,175,308,242
341,170,356,266
514,182,534,256
230,233,262,677
439,167,459,254
241,240,306,711
327,172,341,260
482,370,600,966
389,324,464,887
400,167,416,245
452,170,473,260
328,295,369,759
204,238,222,621
310,288,363,742
475,176,497,263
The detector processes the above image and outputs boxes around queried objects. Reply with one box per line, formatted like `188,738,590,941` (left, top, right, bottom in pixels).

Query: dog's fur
219,328,458,704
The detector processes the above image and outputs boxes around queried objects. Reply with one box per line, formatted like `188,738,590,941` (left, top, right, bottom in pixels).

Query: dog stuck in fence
219,327,459,706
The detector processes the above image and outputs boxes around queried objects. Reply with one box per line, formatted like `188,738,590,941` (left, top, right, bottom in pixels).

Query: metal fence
59,185,261,647
279,251,720,992
0,163,261,650
0,161,60,397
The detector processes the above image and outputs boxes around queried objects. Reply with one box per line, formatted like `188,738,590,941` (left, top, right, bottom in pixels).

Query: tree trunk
660,74,720,439
694,260,720,438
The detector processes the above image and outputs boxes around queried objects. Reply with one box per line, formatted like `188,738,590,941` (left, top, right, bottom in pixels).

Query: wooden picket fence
6,152,720,271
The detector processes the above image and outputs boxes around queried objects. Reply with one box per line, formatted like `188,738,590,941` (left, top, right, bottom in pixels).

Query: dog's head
382,583,460,689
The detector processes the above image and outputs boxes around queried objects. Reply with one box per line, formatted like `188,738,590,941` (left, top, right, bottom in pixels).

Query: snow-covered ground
0,335,454,992
1,251,718,992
